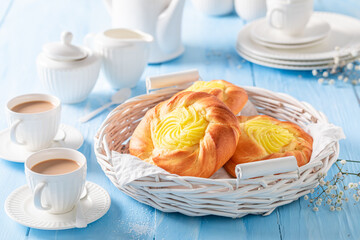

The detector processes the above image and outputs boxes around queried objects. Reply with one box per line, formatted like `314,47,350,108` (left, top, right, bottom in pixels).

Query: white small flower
313,207,319,212
325,189,331,194
329,79,335,85
333,185,337,190
318,198,323,202
344,186,349,190
320,180,325,186
312,69,318,76
310,189,315,194
347,63,354,70
304,195,309,200
326,181,331,186
327,199,332,205
323,71,329,77
328,185,333,190
316,201,321,206
310,199,314,203
337,172,343,178
344,77,349,82
357,190,360,195
338,75,343,80
318,78,324,84
331,194,336,198
355,65,360,71
340,160,347,165
352,80,357,85
351,50,358,57
330,206,335,211
353,183,358,188
336,199,342,204
349,183,354,188
339,191,344,196
336,207,342,211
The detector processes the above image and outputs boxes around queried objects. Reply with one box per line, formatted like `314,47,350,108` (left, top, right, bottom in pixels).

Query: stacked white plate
236,12,360,70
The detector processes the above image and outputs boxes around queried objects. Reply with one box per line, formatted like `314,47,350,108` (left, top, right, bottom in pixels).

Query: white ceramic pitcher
103,0,185,64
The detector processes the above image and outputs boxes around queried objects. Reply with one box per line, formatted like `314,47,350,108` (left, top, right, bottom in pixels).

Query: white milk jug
103,0,185,63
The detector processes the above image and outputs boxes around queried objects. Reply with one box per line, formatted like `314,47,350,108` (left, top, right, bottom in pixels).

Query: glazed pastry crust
224,115,313,177
182,80,248,115
129,91,241,178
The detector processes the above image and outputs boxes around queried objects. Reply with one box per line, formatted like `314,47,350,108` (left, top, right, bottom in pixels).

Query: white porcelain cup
6,94,61,151
235,0,267,21
192,0,234,16
266,0,314,36
86,28,153,89
25,148,87,214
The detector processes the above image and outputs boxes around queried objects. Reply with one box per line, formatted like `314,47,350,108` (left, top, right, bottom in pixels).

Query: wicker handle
146,69,199,93
235,156,299,180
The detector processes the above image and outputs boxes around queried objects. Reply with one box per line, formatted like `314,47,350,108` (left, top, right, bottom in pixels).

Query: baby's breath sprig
312,46,360,86
304,159,360,211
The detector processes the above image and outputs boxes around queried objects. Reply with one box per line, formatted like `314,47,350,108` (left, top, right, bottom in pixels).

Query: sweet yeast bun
129,91,241,178
224,115,313,177
182,80,248,115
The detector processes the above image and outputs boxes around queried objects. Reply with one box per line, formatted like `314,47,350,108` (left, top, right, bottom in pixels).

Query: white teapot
103,0,185,64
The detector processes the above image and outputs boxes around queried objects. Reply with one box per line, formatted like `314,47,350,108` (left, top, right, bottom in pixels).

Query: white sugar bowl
37,32,101,104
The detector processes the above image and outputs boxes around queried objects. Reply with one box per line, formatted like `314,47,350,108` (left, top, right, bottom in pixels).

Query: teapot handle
157,0,185,53
103,0,113,15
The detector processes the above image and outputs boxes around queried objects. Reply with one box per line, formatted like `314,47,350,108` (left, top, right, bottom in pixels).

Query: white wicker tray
94,79,341,218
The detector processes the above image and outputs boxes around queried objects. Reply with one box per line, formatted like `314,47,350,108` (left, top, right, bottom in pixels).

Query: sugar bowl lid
42,32,87,61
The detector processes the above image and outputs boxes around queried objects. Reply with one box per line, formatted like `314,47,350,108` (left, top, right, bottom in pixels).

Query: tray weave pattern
94,86,339,218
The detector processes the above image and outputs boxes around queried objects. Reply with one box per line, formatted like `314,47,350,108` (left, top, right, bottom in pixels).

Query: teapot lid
42,32,87,61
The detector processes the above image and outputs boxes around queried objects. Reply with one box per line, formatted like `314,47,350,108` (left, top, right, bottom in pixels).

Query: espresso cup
266,0,314,36
6,93,61,151
25,148,87,214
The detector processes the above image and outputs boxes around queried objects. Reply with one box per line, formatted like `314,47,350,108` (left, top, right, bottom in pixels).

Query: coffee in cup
31,158,80,175
6,93,61,151
11,100,55,114
25,148,87,214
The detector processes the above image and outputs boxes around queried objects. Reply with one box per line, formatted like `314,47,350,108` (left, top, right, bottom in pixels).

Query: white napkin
305,123,346,162
112,153,168,186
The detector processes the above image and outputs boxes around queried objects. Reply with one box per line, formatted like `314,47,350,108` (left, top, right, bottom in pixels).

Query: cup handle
267,8,285,29
10,119,25,145
33,182,51,211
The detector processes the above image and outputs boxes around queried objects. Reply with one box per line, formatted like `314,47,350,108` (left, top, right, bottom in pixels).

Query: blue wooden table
0,0,359,239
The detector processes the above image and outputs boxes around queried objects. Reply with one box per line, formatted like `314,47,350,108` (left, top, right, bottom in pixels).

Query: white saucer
237,12,360,62
251,35,326,50
251,15,331,45
236,47,356,71
4,181,111,230
237,46,357,66
0,124,84,163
